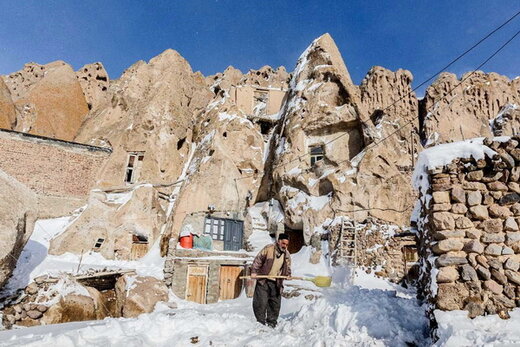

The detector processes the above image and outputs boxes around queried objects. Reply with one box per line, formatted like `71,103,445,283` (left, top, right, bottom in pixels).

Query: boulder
432,191,450,204
437,266,459,283
480,219,503,233
435,254,468,267
483,279,503,295
467,191,482,206
432,239,464,254
488,204,512,218
463,240,484,254
469,205,489,220
451,186,466,203
485,244,503,256
436,283,469,310
115,275,169,318
451,203,468,214
505,270,520,285
3,61,89,140
460,264,478,282
431,212,456,230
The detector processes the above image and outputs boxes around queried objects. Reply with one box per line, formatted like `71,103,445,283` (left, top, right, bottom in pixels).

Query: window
310,145,325,166
253,90,269,116
93,238,104,250
124,152,144,183
204,217,225,241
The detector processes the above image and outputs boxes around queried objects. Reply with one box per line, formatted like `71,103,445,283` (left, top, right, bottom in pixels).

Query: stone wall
0,129,110,215
417,137,520,318
325,218,417,283
165,248,251,304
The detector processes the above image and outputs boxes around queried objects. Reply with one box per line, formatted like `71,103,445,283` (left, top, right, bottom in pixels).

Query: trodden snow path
0,271,430,346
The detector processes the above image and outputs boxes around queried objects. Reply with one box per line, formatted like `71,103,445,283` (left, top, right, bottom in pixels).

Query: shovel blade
309,276,332,287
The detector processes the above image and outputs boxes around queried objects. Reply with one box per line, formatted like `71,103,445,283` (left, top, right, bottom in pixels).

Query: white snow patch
412,138,498,196
435,309,520,346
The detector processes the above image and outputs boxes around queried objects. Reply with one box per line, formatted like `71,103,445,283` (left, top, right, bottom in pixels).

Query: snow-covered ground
2,215,520,346
0,267,429,346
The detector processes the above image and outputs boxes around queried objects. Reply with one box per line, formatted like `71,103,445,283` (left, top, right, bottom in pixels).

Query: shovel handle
239,275,303,280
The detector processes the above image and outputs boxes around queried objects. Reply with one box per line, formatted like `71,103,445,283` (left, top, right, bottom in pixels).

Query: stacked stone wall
417,137,520,318
326,218,417,283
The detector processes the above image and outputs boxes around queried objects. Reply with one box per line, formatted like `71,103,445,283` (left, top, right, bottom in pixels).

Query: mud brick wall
417,138,520,318
0,129,110,198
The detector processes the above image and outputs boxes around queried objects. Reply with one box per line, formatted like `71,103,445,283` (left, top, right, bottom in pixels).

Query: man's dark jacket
251,243,291,293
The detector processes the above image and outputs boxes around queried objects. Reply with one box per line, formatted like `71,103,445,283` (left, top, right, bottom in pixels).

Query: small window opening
177,137,186,150
124,152,145,184
223,132,227,138
310,145,325,166
94,238,104,250
132,234,149,244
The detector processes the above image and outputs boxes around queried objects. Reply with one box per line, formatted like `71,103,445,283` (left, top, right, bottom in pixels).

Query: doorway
284,227,304,254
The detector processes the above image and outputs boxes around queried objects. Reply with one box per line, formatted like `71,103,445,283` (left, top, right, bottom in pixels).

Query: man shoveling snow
250,233,291,328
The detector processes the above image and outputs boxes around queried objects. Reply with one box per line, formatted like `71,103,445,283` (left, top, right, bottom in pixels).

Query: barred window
204,217,225,241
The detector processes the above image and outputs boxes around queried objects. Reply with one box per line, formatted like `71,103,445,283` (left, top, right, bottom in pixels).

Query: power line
234,11,520,182
335,26,520,168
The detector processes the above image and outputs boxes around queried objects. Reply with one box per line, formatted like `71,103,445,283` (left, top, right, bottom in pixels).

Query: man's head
277,233,289,250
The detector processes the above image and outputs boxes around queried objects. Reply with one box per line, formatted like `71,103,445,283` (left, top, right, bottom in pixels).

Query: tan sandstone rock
115,274,169,318
0,169,37,288
2,61,89,140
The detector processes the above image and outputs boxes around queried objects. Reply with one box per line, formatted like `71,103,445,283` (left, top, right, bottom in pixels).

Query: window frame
309,145,325,166
124,151,145,184
204,216,225,241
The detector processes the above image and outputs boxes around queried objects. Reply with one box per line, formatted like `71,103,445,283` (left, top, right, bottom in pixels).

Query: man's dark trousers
252,280,281,327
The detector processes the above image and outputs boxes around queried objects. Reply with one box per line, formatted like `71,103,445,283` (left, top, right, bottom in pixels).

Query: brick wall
0,129,110,198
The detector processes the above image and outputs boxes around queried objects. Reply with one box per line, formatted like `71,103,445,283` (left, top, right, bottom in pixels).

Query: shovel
240,275,332,287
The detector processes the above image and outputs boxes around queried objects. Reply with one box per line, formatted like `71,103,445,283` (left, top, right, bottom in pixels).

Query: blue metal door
224,219,243,251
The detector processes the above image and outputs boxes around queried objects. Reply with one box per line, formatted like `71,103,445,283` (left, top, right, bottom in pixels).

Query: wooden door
219,266,243,300
186,266,208,304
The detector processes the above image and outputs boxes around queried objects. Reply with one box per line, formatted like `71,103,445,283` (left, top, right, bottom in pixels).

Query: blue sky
0,1,518,94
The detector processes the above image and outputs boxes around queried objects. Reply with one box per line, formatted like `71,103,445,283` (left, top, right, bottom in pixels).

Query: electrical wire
234,13,520,182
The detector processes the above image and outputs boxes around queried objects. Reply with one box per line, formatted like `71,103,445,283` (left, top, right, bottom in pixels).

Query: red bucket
179,234,193,248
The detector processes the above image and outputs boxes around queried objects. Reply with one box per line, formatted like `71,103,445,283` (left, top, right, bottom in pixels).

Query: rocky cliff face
1,33,519,263
0,169,36,288
0,78,16,129
421,72,520,145
76,62,110,112
2,61,90,141
75,49,213,188
267,34,418,242
162,65,289,252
